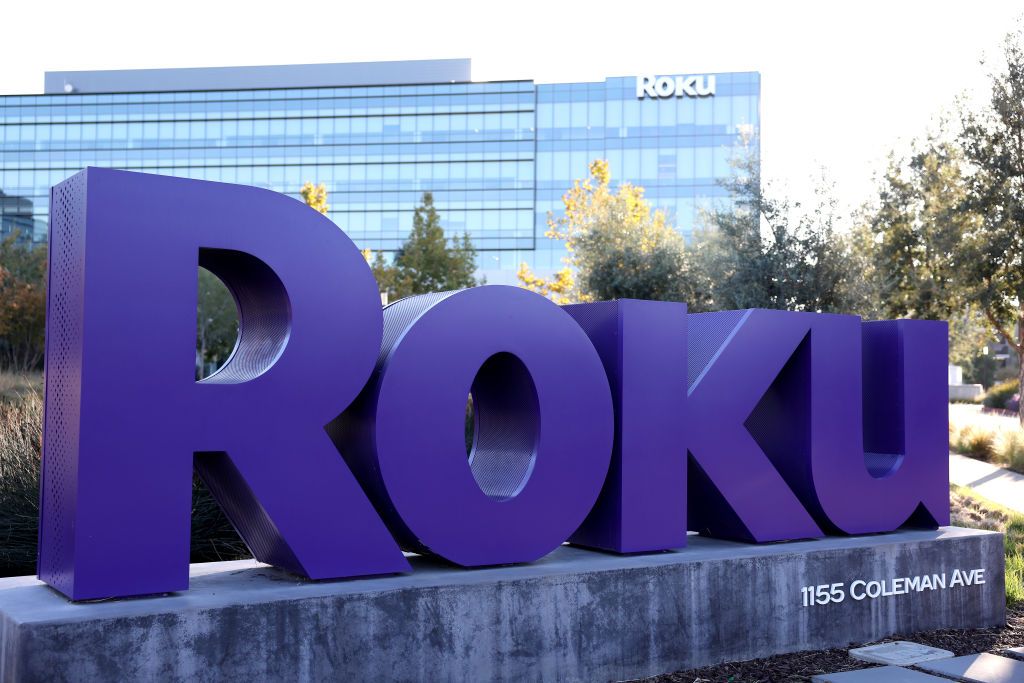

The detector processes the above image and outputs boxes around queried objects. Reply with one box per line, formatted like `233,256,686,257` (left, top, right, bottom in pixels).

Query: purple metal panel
564,299,688,553
687,309,824,542
39,168,408,600
687,310,948,543
330,287,615,566
733,313,949,535
37,173,89,596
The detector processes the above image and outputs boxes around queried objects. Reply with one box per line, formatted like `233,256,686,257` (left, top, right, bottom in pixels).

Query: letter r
38,169,408,600
636,76,656,99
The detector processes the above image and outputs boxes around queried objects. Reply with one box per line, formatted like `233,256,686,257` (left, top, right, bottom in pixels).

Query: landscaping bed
642,605,1024,683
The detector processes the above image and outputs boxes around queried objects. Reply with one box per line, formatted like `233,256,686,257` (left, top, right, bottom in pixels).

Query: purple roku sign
38,169,949,601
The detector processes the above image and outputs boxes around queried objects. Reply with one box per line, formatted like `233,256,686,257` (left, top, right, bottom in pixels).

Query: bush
0,391,249,578
983,379,1019,409
954,425,997,461
1001,431,1024,474
950,413,1024,473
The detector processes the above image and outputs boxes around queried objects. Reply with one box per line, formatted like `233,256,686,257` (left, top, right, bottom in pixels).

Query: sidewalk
949,452,1024,515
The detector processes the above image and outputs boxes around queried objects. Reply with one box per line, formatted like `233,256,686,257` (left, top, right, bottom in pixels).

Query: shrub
955,425,997,461
1000,430,1024,474
983,378,1019,409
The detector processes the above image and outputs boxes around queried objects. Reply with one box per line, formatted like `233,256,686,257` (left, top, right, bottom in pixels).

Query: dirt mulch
640,604,1024,682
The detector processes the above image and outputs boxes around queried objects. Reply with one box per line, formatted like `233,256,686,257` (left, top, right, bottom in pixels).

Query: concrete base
0,527,1005,682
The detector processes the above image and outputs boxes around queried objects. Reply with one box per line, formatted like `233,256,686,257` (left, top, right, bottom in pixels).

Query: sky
0,0,1019,216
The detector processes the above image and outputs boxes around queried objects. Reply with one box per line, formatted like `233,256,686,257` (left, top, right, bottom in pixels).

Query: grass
0,391,42,574
950,403,1024,473
951,483,1024,605
0,371,42,404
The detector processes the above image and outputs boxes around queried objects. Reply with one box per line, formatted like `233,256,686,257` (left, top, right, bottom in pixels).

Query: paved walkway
949,452,1024,515
815,648,1024,681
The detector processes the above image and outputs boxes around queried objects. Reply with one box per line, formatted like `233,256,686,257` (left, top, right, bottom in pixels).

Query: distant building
0,190,36,244
0,59,760,282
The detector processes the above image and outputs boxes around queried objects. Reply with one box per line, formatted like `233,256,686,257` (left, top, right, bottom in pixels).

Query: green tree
519,159,705,306
948,306,995,379
382,192,479,301
0,234,47,372
958,30,1024,421
699,144,858,313
842,220,887,321
846,131,997,385
861,31,1024,406
195,269,238,379
867,137,968,322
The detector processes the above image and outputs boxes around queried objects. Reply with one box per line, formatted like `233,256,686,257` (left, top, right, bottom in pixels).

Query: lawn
951,483,1024,606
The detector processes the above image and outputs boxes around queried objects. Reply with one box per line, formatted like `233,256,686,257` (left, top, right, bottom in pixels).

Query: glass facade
0,65,759,283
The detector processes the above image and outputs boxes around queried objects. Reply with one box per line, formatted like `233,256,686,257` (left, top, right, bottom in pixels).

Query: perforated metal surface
198,248,290,384
687,309,748,390
380,291,459,365
468,352,539,501
38,172,87,592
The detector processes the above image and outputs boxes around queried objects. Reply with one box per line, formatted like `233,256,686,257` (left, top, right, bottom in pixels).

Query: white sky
0,0,1019,214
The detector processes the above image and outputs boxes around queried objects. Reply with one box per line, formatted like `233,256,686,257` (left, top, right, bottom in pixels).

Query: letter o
332,286,614,566
655,76,674,97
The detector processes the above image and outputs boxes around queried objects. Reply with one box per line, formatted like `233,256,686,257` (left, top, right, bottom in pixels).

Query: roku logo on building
636,74,716,99
39,168,949,601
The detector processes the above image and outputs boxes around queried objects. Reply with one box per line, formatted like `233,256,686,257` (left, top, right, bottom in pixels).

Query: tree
300,181,329,215
948,306,995,379
300,184,475,302
0,234,46,372
699,144,858,313
195,269,238,380
863,133,994,385
867,138,968,321
958,30,1024,422
861,31,1024,408
518,159,703,305
841,220,887,321
517,263,575,305
382,192,479,301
